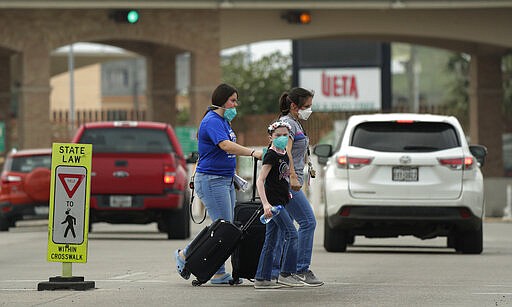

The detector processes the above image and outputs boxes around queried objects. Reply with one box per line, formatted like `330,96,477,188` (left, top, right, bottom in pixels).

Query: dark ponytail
279,92,291,116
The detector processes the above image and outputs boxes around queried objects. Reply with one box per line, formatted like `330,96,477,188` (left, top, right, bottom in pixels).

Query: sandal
210,273,243,285
174,249,190,280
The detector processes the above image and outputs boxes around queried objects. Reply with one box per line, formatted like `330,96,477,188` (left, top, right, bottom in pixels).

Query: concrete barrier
484,177,512,217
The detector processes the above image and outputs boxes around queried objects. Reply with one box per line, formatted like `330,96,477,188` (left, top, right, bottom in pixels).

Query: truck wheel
324,214,347,252
456,225,483,254
165,205,190,240
157,220,167,233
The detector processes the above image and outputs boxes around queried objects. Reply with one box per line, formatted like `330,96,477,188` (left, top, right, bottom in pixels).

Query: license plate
392,167,418,181
110,195,132,208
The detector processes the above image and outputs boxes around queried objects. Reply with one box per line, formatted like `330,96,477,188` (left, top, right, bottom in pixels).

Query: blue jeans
272,189,317,278
183,172,235,275
255,207,298,281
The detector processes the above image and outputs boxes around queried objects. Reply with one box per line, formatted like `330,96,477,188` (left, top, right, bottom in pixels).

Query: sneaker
210,273,243,285
295,270,324,287
277,274,304,287
254,280,283,289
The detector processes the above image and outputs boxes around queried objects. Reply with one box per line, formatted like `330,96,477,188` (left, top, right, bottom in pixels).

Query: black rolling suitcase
231,158,266,284
184,207,261,286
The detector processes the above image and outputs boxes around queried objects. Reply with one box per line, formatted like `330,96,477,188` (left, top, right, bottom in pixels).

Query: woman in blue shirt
175,83,262,285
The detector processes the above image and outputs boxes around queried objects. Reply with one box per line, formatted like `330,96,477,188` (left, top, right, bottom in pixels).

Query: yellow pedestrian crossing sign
47,143,92,263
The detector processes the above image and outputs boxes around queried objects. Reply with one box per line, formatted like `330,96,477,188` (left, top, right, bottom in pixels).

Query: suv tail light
163,164,176,184
337,156,373,169
438,157,474,170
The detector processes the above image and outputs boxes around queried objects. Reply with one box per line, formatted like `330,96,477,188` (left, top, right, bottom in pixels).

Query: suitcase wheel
192,279,203,286
180,267,191,280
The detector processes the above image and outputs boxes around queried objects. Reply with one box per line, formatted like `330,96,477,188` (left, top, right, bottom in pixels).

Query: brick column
147,47,177,125
469,54,504,177
189,50,221,126
0,56,11,153
17,48,52,149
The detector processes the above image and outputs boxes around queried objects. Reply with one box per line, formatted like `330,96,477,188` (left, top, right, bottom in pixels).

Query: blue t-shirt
196,110,237,177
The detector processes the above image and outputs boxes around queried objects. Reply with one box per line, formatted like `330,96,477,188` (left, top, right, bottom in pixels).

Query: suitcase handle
240,207,263,232
251,157,258,201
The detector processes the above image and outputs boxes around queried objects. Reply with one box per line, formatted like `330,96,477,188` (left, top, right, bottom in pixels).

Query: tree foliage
443,53,470,127
221,50,292,116
443,52,512,127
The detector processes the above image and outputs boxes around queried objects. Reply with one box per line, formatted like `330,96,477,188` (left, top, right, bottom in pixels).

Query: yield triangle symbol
58,174,85,198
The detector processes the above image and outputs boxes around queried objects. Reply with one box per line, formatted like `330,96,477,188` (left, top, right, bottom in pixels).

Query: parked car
313,113,487,254
72,121,194,239
0,148,52,231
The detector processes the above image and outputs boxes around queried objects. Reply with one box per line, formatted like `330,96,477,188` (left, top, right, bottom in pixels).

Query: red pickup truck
72,121,192,239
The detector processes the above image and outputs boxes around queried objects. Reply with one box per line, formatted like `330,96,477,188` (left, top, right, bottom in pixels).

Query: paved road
1,218,511,307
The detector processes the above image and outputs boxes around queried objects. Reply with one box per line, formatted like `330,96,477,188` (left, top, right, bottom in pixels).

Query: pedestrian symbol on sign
61,209,77,238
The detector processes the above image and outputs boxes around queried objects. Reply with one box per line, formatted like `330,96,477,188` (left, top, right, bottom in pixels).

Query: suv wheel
447,235,456,248
324,214,348,252
455,223,483,254
0,215,10,231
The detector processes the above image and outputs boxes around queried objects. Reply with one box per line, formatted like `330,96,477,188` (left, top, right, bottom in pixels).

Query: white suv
313,113,487,254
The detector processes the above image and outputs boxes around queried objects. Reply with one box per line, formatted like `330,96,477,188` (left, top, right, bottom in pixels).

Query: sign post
38,143,95,291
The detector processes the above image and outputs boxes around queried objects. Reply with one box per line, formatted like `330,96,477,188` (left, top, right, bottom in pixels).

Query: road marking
109,272,147,279
472,293,512,295
1,280,42,282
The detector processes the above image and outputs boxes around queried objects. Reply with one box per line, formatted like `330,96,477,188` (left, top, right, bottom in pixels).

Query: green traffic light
127,10,139,23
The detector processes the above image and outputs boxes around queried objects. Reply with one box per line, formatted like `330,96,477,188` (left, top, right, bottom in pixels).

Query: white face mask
298,107,313,120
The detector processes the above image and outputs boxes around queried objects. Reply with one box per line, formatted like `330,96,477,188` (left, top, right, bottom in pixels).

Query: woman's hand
252,150,263,160
290,174,302,191
263,203,273,218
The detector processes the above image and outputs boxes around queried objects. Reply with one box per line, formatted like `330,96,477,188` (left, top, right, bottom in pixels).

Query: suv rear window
351,121,460,152
80,128,174,153
10,155,52,173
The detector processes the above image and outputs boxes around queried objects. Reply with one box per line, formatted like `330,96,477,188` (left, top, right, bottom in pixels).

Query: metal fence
50,105,512,146
51,109,146,128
